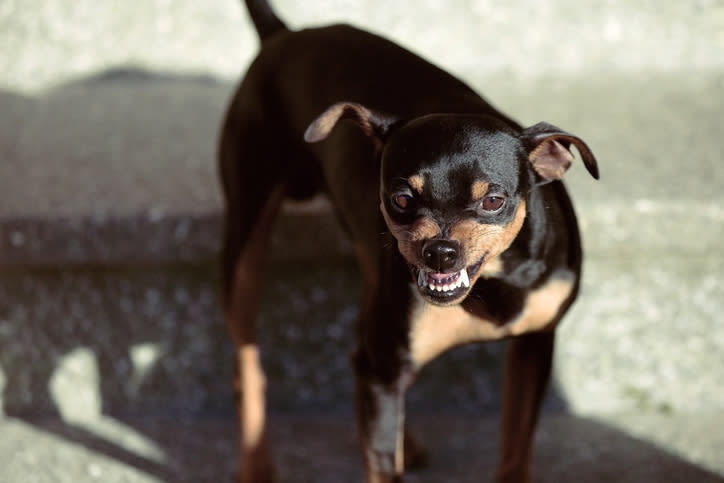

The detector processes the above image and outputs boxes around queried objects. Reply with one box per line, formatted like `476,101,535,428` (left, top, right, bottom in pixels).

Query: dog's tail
244,0,288,41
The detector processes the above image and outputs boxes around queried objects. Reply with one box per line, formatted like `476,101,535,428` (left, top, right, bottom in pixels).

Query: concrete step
1,69,723,420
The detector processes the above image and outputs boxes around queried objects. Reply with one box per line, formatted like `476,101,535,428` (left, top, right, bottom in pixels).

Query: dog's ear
304,102,399,150
521,122,599,180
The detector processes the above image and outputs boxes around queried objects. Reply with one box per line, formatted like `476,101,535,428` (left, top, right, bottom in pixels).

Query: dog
218,1,599,481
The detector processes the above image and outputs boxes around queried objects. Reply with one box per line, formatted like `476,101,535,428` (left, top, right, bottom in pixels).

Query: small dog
218,1,599,481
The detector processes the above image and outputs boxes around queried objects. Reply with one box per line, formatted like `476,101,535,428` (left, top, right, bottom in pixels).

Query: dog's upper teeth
460,269,470,288
418,268,470,293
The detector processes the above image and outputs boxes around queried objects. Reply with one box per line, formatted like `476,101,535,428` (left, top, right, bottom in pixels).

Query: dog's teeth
418,269,426,288
460,269,470,288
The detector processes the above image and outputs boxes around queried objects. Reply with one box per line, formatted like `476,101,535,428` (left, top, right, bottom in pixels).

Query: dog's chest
407,275,574,368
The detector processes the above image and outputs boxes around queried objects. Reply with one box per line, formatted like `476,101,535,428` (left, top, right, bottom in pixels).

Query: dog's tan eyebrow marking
471,180,489,201
408,175,424,194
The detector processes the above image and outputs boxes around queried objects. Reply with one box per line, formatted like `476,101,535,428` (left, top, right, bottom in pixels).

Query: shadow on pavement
6,411,723,482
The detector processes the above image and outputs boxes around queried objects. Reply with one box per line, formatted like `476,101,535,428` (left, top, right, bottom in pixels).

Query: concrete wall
1,0,723,93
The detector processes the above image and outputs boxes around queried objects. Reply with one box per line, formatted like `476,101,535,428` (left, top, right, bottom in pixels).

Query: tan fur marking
449,218,490,265
509,277,574,335
471,180,490,201
408,175,425,194
448,200,527,285
409,272,574,368
409,288,505,367
381,202,440,265
494,200,527,255
239,344,266,448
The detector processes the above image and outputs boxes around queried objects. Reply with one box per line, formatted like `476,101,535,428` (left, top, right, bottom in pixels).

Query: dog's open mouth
417,268,469,293
413,259,484,304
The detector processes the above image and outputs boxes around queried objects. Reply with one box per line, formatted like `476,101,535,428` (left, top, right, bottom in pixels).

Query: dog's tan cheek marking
408,174,424,194
399,217,440,265
408,288,507,368
450,219,496,264
509,276,574,335
471,180,490,201
239,344,266,448
494,200,527,255
399,218,439,265
381,202,440,265
448,202,525,287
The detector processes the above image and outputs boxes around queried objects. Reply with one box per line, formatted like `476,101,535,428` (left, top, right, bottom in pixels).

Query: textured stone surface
0,412,722,482
557,255,724,413
1,69,723,417
1,0,723,93
0,265,230,417
0,263,512,417
0,3,723,480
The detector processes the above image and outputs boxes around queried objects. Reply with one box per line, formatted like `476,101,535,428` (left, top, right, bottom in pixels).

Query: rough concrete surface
1,0,723,481
0,412,723,482
2,71,722,414
1,0,724,93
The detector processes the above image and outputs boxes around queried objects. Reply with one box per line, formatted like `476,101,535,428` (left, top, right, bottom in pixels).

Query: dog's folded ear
304,102,399,151
521,122,599,180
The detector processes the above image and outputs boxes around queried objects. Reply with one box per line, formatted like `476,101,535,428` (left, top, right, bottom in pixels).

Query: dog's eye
392,193,414,211
481,195,506,212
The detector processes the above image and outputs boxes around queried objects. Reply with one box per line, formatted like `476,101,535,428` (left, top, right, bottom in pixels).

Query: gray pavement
1,1,724,481
0,68,722,483
1,411,723,482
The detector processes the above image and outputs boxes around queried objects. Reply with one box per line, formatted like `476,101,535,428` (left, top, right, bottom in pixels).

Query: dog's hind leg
219,118,288,483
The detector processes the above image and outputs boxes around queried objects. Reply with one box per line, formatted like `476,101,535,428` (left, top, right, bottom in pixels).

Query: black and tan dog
218,1,599,481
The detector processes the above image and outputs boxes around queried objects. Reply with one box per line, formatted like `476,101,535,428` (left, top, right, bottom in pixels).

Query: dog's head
305,102,598,306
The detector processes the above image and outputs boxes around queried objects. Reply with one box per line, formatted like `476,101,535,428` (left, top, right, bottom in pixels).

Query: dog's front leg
496,330,555,483
355,370,407,483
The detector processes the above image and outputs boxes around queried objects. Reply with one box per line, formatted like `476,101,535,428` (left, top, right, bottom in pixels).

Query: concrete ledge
0,203,352,269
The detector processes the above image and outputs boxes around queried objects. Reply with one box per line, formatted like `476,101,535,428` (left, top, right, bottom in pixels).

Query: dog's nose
422,239,459,272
